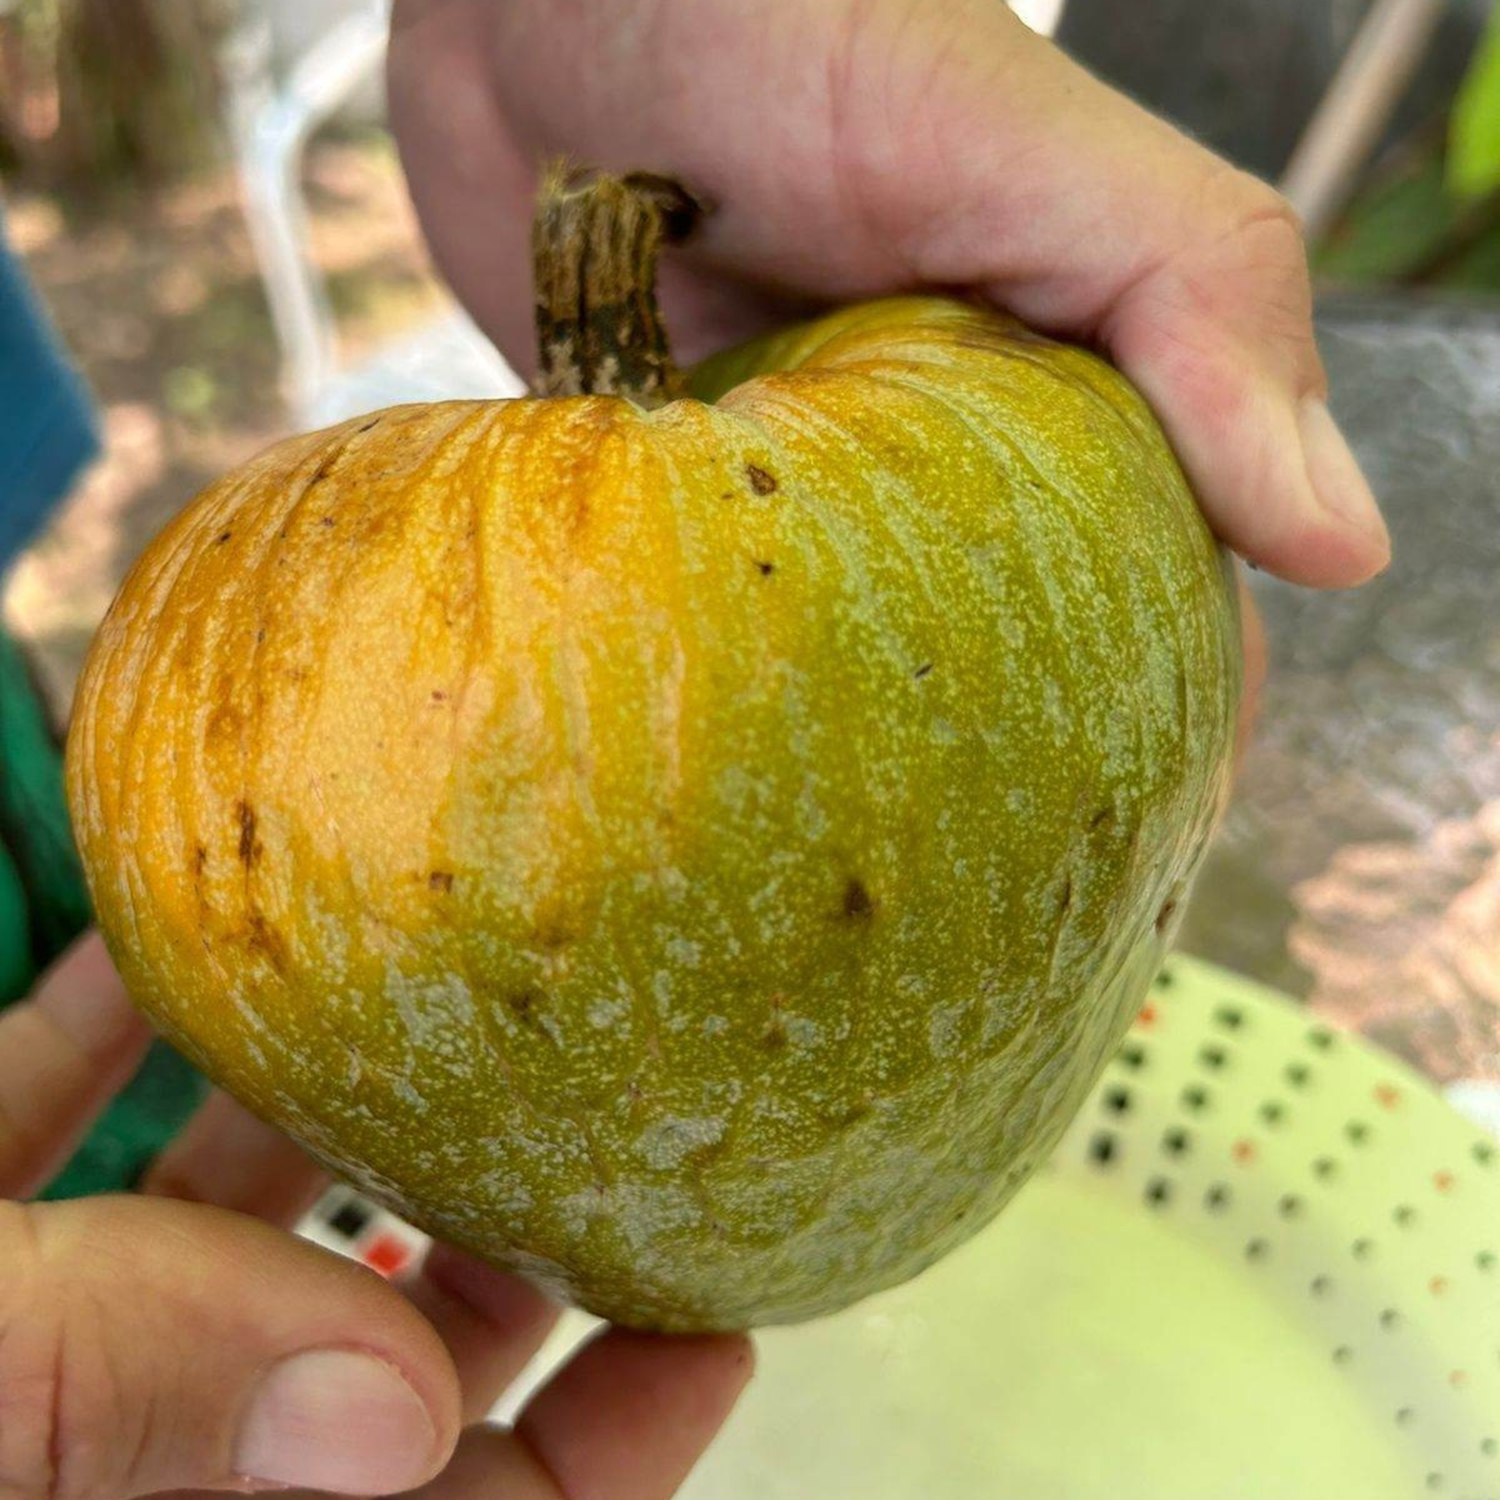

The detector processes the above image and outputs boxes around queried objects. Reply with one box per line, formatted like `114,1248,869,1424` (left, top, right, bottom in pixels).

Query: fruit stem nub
532,163,703,409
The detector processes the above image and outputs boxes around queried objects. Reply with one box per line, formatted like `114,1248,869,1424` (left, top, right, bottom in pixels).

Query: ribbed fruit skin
67,297,1239,1330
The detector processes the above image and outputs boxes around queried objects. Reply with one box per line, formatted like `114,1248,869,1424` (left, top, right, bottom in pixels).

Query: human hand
389,0,1389,746
0,933,752,1499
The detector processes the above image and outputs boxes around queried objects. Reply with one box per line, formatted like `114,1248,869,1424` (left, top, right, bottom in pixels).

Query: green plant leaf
1450,5,1500,201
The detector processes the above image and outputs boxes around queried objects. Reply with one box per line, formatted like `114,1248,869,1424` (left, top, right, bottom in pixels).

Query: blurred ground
3,129,444,718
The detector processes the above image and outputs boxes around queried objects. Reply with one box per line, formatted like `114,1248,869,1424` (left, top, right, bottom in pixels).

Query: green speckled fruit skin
67,296,1239,1330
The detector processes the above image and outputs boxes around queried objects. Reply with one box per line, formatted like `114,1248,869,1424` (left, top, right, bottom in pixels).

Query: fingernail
235,1349,437,1495
1298,396,1389,551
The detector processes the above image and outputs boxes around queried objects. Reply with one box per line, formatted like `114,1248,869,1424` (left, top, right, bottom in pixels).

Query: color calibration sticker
297,1186,429,1278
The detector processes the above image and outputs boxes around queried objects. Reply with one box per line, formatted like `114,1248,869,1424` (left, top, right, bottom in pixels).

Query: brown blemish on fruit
754,559,775,576
1089,804,1115,831
508,988,546,1027
828,1096,873,1128
1057,875,1074,915
1156,897,1178,934
534,917,578,950
913,662,933,679
319,516,336,528
216,530,233,545
206,705,242,743
747,464,777,495
841,877,875,920
193,844,207,877
236,802,258,867
430,690,448,702
428,870,454,893
246,911,287,970
760,1019,788,1051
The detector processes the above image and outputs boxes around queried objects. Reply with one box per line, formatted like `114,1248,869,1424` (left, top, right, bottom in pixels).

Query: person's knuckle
1213,167,1307,259
0,1206,142,1500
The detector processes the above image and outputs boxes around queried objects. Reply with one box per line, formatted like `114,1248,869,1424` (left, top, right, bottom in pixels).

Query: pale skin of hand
0,4,1392,1497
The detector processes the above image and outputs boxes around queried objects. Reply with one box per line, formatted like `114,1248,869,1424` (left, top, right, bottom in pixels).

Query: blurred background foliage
0,0,231,192
1315,4,1500,288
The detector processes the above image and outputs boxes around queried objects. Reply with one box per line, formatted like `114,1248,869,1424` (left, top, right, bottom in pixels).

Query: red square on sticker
363,1233,412,1278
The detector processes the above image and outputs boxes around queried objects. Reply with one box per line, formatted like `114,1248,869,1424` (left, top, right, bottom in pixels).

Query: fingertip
1295,396,1391,576
1239,514,1391,590
420,1243,557,1326
519,1324,756,1500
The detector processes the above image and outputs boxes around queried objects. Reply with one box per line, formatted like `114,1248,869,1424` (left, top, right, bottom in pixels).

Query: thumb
1092,168,1390,589
0,1195,462,1499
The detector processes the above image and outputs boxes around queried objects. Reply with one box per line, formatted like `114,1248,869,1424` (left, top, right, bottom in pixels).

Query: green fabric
0,834,36,999
0,625,206,1197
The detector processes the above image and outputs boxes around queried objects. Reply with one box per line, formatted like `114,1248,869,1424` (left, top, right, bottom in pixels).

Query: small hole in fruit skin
841,877,876,920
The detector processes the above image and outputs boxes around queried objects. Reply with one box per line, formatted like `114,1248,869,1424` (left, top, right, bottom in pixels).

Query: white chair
219,0,523,432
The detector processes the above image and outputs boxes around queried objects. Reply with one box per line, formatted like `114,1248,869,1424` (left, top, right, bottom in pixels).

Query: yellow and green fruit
67,170,1239,1330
